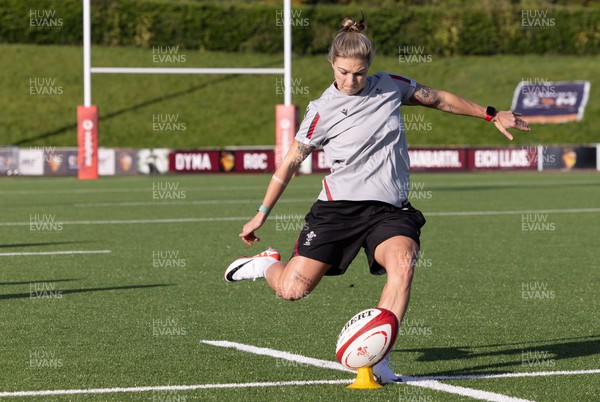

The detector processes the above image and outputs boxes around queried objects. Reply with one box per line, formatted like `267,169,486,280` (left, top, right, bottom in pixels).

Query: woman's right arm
239,140,315,245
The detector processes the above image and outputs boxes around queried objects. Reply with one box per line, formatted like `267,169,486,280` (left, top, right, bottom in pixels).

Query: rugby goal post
78,0,297,179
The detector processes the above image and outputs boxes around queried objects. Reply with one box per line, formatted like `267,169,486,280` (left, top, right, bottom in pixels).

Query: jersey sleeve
386,73,417,104
295,101,326,148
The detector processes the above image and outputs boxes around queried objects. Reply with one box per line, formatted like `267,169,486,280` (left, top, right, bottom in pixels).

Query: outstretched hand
239,213,268,246
493,111,531,140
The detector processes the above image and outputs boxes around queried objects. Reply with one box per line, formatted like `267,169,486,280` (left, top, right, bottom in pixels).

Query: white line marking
0,250,112,257
2,178,598,196
0,380,353,398
1,207,598,228
414,368,600,381
407,380,531,402
2,356,596,399
200,340,533,402
0,217,250,227
73,198,315,207
201,340,354,373
426,207,600,217
0,185,317,196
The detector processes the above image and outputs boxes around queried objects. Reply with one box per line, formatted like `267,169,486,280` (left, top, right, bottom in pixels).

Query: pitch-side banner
409,149,466,171
138,149,170,174
169,150,275,173
511,80,590,123
18,148,44,176
541,146,597,170
234,150,275,172
0,146,19,176
44,148,78,176
115,149,137,175
468,148,537,170
169,151,219,173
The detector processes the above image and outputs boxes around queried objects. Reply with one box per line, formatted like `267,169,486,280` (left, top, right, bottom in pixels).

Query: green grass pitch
0,171,599,401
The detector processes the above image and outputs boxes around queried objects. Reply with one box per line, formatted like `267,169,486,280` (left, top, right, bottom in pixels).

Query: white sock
254,256,278,278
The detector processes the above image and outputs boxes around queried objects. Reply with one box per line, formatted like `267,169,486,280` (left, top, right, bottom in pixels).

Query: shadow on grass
0,283,171,300
14,60,281,146
394,334,600,376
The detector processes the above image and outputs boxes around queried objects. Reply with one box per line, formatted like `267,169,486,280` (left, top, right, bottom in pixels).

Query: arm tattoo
407,84,441,108
277,141,314,180
290,141,314,169
296,142,313,158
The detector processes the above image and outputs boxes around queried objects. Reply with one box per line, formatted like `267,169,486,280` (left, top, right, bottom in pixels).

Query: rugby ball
336,308,398,370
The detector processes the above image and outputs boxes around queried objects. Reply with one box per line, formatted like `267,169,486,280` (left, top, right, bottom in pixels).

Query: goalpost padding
77,105,98,180
275,105,298,169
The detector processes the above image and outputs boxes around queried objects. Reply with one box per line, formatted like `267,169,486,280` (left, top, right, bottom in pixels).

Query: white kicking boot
224,248,281,282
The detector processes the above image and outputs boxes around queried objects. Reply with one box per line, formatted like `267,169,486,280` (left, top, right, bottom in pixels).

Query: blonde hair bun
328,13,374,64
340,15,366,33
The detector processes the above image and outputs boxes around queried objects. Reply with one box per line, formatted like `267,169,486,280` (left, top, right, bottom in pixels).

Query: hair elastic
272,175,288,187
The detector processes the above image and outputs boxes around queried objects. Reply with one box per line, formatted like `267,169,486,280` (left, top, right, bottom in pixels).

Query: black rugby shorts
291,200,426,276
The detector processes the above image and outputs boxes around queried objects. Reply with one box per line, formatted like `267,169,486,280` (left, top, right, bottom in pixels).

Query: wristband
257,204,271,216
485,106,497,122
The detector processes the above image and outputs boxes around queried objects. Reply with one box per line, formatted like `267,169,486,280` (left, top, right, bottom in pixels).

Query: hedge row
2,0,598,55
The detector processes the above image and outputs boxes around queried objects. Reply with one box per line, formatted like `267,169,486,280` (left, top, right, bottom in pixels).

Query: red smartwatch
485,106,497,122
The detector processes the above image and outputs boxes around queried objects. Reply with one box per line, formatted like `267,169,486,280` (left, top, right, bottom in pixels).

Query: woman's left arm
405,83,530,140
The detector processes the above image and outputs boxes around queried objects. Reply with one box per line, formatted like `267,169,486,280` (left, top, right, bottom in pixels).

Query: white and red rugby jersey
295,72,417,207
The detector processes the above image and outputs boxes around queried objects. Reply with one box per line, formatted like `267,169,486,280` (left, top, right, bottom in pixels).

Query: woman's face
331,57,370,95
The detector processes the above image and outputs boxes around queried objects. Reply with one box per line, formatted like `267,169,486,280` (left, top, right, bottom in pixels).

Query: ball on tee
335,308,399,370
